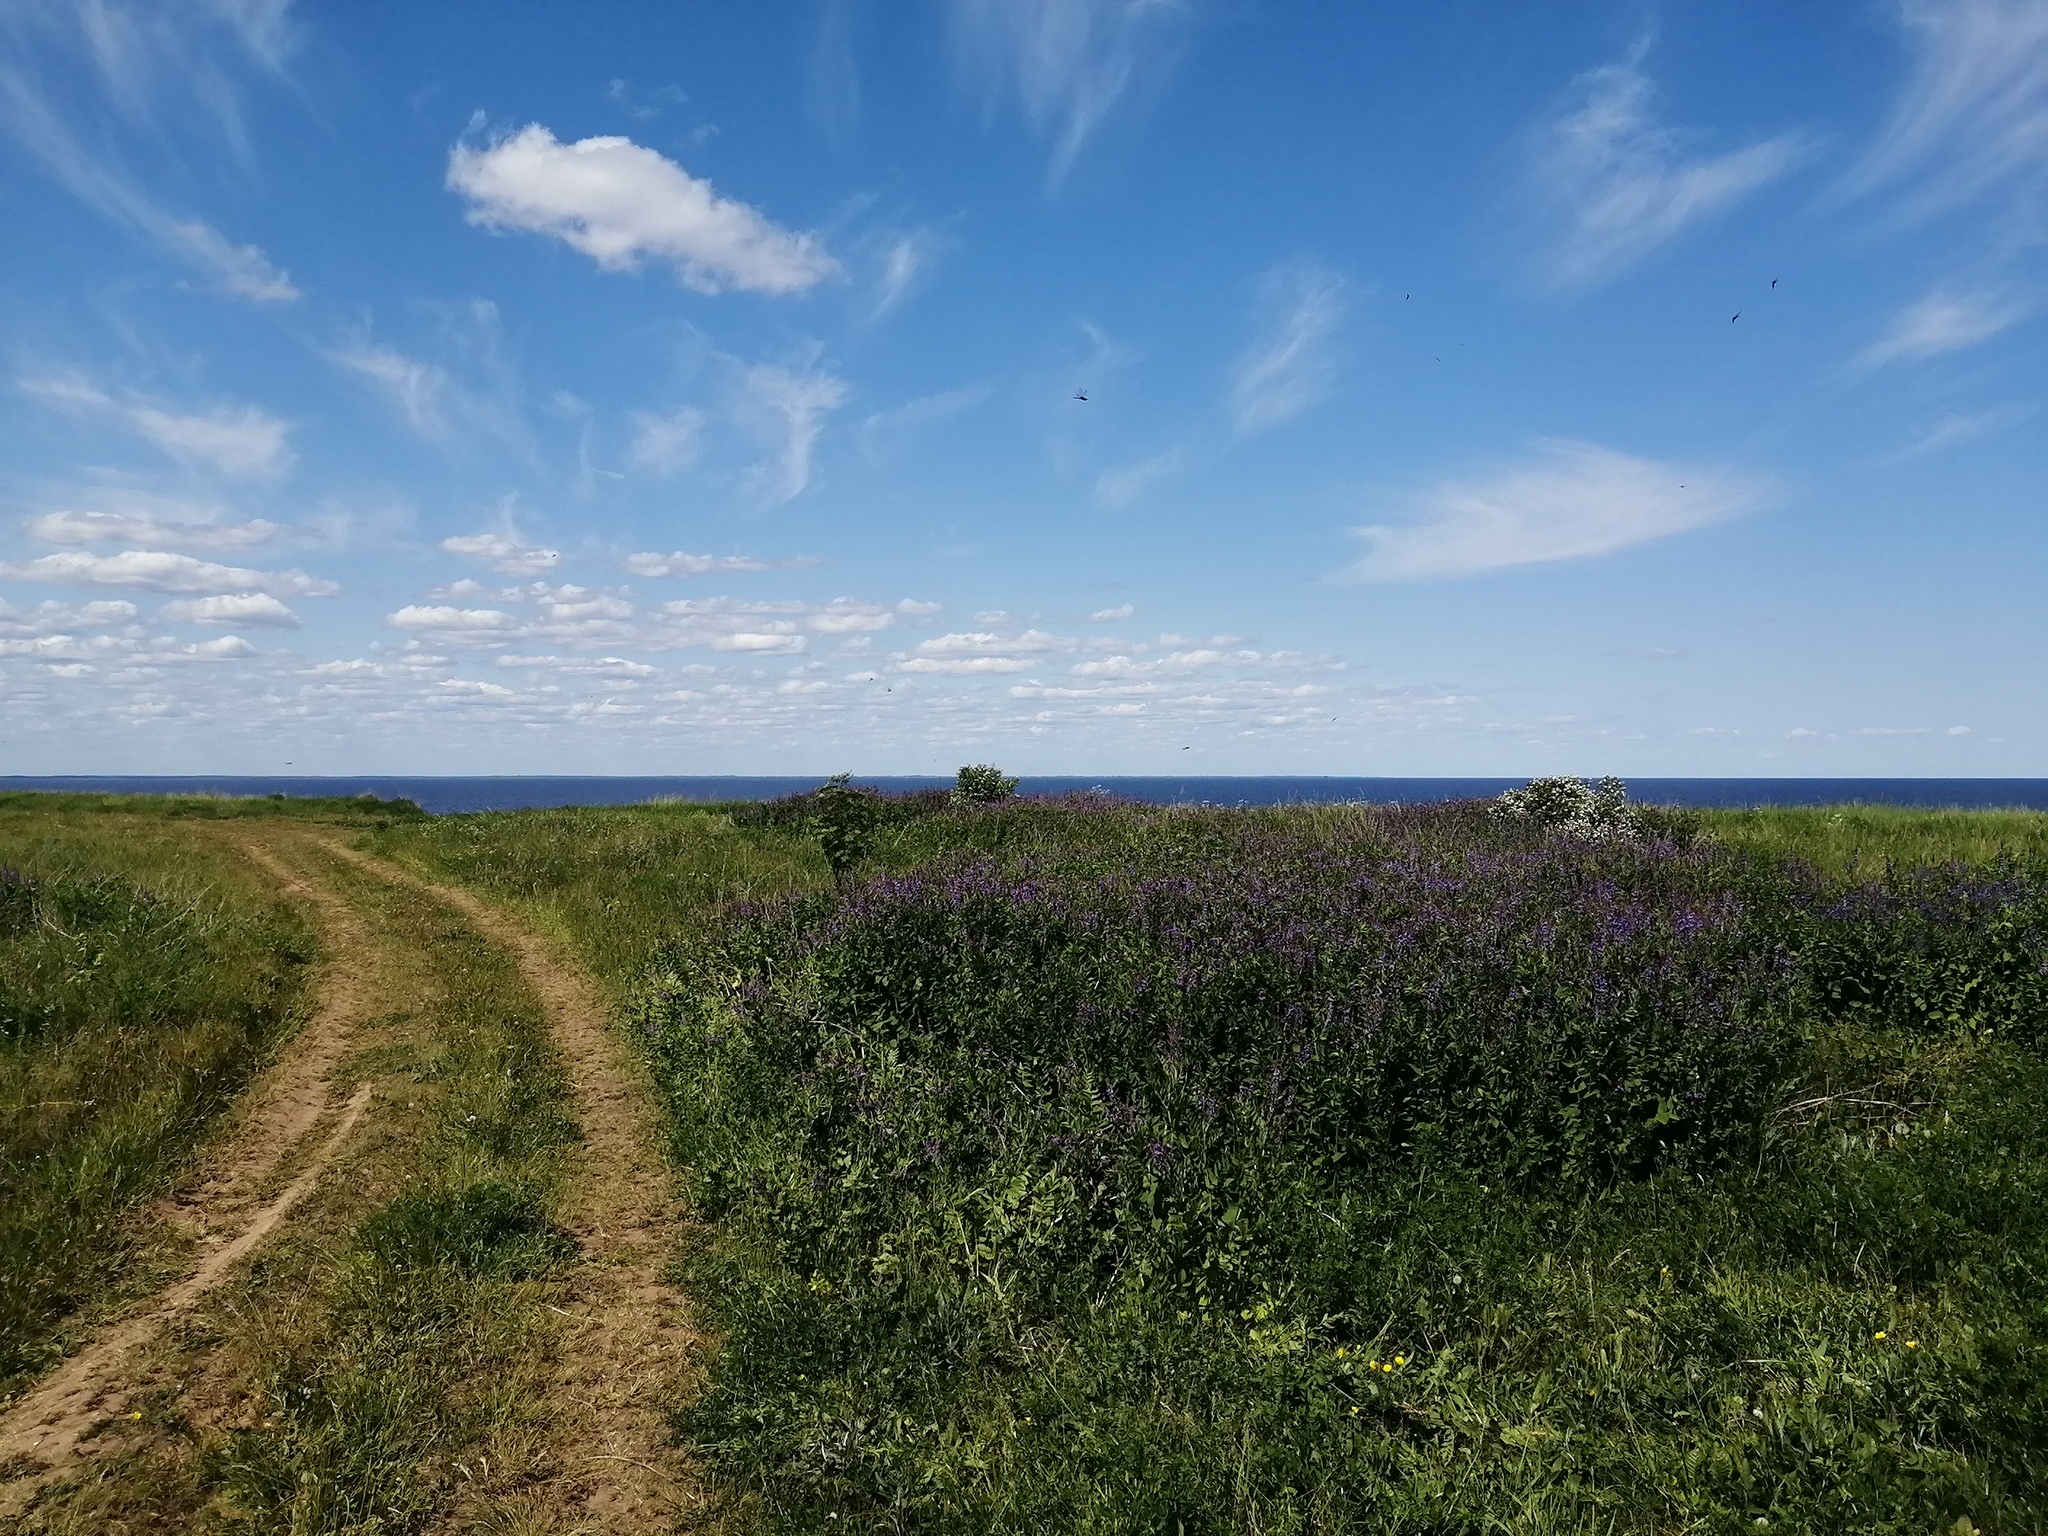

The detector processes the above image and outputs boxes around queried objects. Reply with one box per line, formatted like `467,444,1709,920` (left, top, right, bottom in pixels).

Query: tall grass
0,805,314,1393
365,801,824,988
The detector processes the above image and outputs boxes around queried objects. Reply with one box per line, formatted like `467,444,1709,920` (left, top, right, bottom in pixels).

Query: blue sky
1,0,2042,776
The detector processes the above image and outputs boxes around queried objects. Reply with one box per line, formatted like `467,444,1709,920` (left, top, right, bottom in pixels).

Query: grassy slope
0,800,319,1394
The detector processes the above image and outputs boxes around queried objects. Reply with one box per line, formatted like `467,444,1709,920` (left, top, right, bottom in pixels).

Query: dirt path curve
0,834,378,1507
318,838,705,1533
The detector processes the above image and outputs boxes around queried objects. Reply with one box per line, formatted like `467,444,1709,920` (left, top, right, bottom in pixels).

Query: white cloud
739,362,848,503
628,407,706,474
896,598,944,616
1841,0,2048,216
714,631,808,654
1855,288,2030,369
1096,447,1186,510
164,219,299,301
1341,440,1770,582
1530,60,1804,289
441,532,563,577
446,124,838,294
917,628,1076,655
388,605,518,633
1232,261,1344,435
1088,603,1135,620
329,343,454,439
28,509,280,549
1885,402,2034,459
624,550,822,577
808,598,894,634
160,592,299,627
896,655,1033,674
858,386,989,464
127,402,294,478
496,653,656,677
872,232,937,315
19,375,294,478
948,0,1193,180
0,549,338,596
0,597,139,635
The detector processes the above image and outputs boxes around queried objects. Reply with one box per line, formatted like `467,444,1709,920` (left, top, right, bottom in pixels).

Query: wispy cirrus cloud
1854,286,2030,369
1840,0,2048,217
947,0,1194,181
1231,260,1344,436
328,307,525,451
447,124,838,294
20,373,295,478
1341,440,1771,582
0,3,300,299
628,407,705,474
1528,58,1805,289
737,361,848,503
1884,401,2035,459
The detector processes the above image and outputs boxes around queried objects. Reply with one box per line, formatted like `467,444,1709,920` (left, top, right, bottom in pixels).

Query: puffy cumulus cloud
916,629,1077,656
446,125,838,294
29,509,280,549
159,592,299,627
0,632,256,664
1341,440,1771,582
441,532,564,576
896,655,1032,674
495,654,657,677
0,598,139,635
388,604,518,633
1855,288,2030,370
1529,60,1804,289
127,402,293,479
807,598,895,634
628,407,705,474
624,550,822,577
1232,261,1345,436
0,549,338,596
896,598,944,616
1070,647,1297,679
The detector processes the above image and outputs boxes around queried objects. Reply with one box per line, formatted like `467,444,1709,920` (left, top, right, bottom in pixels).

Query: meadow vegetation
613,790,2048,1534
8,786,2046,1533
0,798,319,1394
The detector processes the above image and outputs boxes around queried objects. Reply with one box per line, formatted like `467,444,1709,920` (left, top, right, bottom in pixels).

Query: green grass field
7,790,2046,1533
0,798,320,1395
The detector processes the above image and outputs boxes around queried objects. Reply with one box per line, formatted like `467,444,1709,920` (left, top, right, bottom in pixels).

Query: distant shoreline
6,775,2048,814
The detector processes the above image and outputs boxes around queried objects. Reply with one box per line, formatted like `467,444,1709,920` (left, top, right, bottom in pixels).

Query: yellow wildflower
1874,1331,1886,1341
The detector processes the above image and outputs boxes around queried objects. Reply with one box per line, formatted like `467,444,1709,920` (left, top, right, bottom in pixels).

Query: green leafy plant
812,773,883,887
952,764,1020,804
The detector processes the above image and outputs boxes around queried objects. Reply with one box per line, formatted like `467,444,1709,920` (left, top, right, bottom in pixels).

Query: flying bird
1072,391,1088,402
1771,279,1779,288
1731,312,1741,323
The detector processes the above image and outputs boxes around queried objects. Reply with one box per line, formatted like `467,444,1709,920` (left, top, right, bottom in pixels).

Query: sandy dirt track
0,835,378,1510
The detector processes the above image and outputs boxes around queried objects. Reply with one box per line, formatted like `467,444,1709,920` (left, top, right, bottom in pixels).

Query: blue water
5,775,2047,814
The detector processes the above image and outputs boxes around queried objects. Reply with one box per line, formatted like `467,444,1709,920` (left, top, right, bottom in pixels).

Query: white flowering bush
1492,776,1647,842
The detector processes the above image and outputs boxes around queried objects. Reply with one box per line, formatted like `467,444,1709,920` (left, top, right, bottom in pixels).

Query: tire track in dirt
317,838,706,1533
0,833,380,1508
